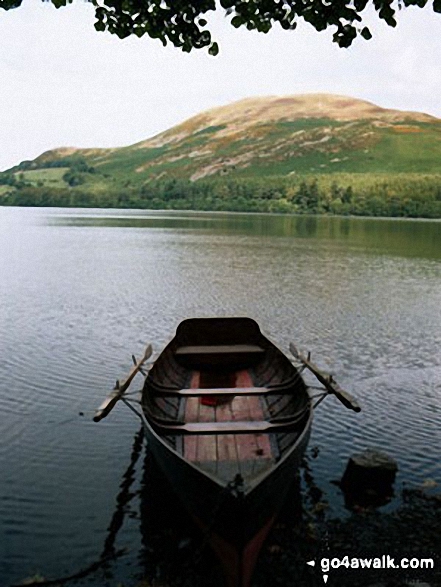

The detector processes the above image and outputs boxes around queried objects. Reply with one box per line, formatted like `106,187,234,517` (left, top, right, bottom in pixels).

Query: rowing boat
94,317,360,587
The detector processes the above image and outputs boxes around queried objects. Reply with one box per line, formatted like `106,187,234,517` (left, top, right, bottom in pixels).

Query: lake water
1,207,440,586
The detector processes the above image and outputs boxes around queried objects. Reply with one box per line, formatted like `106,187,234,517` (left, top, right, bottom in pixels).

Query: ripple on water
1,209,441,586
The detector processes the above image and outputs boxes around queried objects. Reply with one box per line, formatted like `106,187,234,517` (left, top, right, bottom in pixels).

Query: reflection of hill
50,212,441,261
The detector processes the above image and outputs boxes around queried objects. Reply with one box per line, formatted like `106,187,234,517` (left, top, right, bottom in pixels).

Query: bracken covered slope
21,94,441,185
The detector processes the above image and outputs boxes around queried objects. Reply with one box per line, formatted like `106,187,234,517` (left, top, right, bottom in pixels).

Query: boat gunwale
141,317,312,494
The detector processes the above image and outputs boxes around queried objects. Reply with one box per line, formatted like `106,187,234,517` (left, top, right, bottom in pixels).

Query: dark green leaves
231,15,243,28
354,0,369,10
208,41,219,56
2,0,440,53
0,0,23,7
333,24,358,48
360,26,373,40
51,0,69,8
94,20,105,32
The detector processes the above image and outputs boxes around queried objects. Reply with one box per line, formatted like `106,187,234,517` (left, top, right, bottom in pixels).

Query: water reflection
49,210,441,260
139,449,222,587
1,207,440,587
138,447,308,587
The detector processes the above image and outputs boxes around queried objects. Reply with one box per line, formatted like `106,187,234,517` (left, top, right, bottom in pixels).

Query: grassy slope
18,168,69,187
5,95,441,196
85,120,441,185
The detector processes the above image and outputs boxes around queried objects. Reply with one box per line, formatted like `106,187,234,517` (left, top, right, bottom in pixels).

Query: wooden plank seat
175,344,265,356
156,386,271,397
180,370,276,480
150,413,307,435
147,373,303,394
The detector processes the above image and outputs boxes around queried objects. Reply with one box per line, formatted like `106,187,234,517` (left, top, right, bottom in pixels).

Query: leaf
231,15,243,28
360,26,372,39
94,20,106,32
385,14,397,26
198,18,207,26
354,0,369,10
378,5,398,26
434,0,441,12
258,21,271,33
208,41,219,56
280,19,296,30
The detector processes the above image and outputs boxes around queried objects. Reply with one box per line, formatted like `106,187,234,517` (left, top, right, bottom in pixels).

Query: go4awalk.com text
307,555,434,584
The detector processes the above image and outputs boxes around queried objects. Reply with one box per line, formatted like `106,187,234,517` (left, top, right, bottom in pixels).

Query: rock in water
340,448,398,507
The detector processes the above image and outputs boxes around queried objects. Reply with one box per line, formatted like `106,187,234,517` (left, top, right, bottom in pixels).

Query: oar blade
93,392,123,422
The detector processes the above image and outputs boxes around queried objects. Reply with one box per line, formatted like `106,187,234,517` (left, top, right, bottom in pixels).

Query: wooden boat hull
143,415,311,586
141,317,313,587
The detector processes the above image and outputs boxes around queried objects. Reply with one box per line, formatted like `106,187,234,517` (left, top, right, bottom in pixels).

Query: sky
1,0,441,171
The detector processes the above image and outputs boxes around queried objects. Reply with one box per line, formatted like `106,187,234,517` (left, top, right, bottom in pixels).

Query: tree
1,0,440,55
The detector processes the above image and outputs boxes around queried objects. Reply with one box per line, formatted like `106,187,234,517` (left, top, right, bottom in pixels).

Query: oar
93,344,153,422
289,342,361,412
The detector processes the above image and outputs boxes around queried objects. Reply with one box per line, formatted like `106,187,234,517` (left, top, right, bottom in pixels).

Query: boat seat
174,344,265,368
156,386,273,396
175,344,265,356
150,413,307,435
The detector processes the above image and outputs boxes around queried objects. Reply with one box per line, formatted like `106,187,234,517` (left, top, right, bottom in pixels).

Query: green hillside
2,94,441,217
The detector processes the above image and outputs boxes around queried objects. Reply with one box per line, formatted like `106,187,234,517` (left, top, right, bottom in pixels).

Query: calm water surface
1,207,440,586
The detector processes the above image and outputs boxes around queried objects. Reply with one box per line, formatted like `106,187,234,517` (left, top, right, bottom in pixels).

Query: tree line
1,174,441,218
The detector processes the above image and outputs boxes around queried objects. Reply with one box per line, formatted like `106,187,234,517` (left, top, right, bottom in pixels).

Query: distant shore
2,172,441,219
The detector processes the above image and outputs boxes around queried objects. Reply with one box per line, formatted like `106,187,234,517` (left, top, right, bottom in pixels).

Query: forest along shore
2,173,441,218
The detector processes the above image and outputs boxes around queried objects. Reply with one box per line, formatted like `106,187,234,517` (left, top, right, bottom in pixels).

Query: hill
2,94,441,217
14,94,441,182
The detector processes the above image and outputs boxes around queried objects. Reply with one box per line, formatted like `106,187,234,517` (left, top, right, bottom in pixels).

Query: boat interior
143,319,310,484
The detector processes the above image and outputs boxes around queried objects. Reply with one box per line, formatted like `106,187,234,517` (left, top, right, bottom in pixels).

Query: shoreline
1,204,441,223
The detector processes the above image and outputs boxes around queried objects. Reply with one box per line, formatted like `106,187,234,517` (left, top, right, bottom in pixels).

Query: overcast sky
1,0,440,171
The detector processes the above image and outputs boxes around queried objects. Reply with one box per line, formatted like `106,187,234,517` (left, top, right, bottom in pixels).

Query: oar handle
118,344,153,395
289,342,361,413
93,344,153,422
